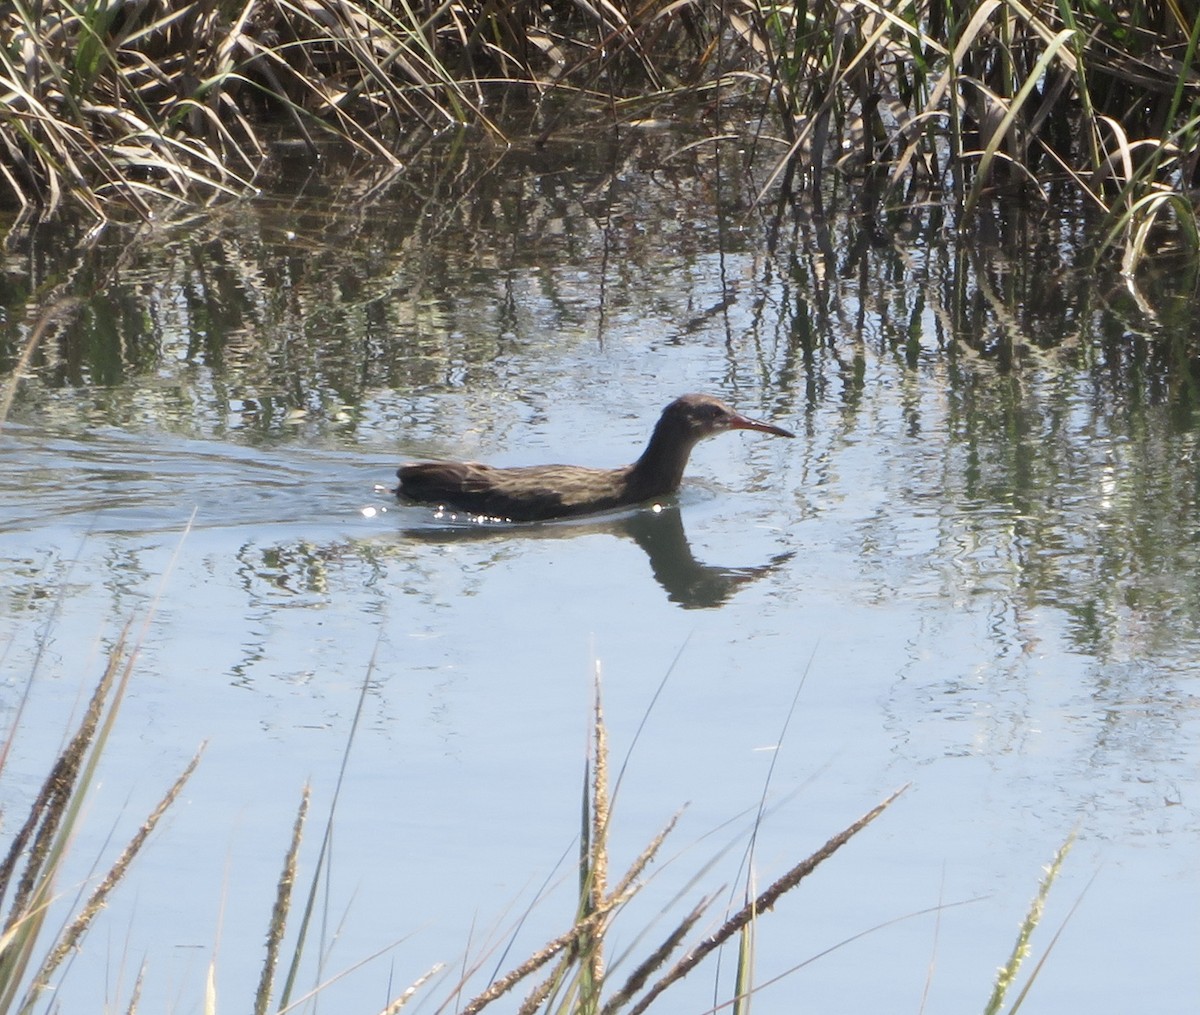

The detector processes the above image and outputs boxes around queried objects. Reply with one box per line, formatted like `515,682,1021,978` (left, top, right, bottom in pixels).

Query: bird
395,393,795,522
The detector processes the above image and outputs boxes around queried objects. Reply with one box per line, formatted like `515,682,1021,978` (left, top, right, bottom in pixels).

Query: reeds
0,625,203,1014
0,0,488,222
0,625,1077,1012
982,832,1077,1015
2,1,1196,266
444,675,905,1013
740,0,1200,267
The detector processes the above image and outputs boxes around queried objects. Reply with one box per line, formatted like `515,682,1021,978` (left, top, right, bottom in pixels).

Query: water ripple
0,424,394,535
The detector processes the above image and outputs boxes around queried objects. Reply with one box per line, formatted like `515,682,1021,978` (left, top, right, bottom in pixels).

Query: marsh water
2,129,1198,1013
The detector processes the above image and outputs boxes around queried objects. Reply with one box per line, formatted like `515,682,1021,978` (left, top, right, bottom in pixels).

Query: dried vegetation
1,1,1198,267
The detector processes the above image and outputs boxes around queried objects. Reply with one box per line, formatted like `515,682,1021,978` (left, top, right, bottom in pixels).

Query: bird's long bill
729,412,795,439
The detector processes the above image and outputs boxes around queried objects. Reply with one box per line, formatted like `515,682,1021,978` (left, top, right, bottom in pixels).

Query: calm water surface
1,133,1198,1013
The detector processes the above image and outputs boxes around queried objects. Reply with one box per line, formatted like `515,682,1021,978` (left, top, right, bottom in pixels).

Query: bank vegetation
2,0,1198,269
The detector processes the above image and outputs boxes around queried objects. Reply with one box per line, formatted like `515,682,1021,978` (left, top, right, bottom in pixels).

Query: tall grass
0,623,1078,1011
0,625,202,1014
1,1,1196,267
741,0,1200,268
982,832,1077,1015
0,0,489,220
440,675,905,1013
0,627,901,1012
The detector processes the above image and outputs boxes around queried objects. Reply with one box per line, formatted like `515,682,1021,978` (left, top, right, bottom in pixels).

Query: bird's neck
628,418,700,498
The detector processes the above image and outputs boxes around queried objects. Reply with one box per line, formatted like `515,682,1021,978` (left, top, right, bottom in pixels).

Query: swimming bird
395,393,794,522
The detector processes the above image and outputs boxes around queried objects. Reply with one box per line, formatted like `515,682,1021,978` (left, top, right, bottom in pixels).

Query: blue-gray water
1,133,1197,1013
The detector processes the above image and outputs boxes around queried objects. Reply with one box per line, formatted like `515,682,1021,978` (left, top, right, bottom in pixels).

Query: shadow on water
401,502,794,609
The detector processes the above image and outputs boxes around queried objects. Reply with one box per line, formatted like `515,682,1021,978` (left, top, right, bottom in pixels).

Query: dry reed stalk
459,898,623,1014
254,783,312,1015
599,896,710,1013
606,811,679,905
587,672,610,987
0,627,127,929
625,785,908,1015
22,747,206,1005
377,962,446,1014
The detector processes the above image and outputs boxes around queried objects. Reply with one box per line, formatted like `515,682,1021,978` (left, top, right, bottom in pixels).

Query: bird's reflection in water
401,502,793,610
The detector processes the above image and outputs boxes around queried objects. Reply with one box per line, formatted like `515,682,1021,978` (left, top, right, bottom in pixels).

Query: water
1,133,1198,1013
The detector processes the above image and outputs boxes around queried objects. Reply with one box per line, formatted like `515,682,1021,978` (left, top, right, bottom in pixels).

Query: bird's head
661,394,795,442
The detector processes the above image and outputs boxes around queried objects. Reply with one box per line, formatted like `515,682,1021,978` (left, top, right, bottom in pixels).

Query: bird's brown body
396,393,794,522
